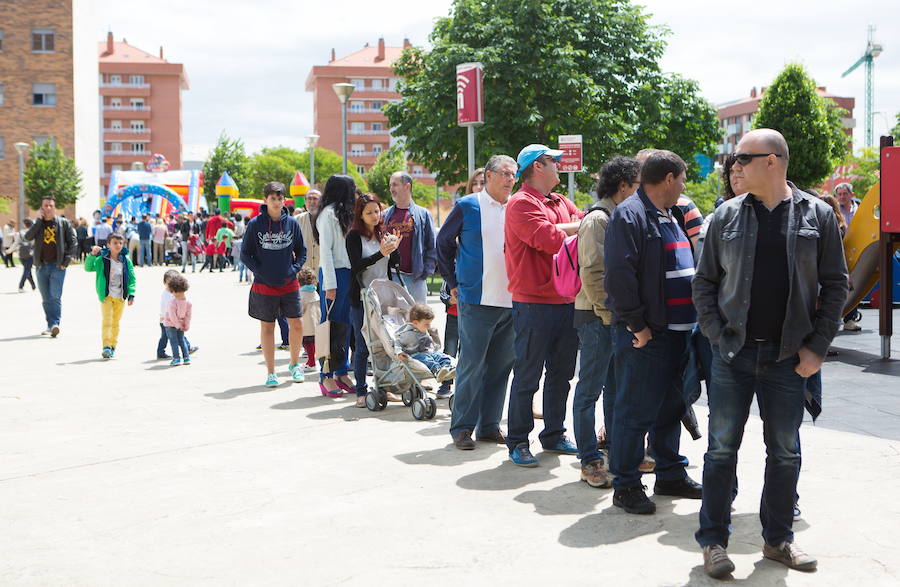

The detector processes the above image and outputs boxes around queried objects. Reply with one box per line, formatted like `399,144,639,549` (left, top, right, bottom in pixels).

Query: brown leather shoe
475,429,505,444
580,459,612,488
452,430,476,450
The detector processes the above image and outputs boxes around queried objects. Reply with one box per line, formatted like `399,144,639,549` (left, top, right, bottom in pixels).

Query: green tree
385,0,721,187
23,140,83,209
365,145,436,206
843,147,880,198
752,63,849,189
249,146,368,197
683,170,721,216
891,113,900,143
201,132,254,209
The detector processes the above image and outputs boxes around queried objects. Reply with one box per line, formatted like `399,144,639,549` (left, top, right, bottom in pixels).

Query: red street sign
558,135,583,172
456,62,484,126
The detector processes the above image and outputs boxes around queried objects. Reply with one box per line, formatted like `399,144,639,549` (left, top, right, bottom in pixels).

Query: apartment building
0,0,99,225
99,32,188,195
717,86,855,160
305,38,435,185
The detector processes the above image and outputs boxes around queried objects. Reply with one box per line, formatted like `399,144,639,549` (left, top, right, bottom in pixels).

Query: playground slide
843,182,881,314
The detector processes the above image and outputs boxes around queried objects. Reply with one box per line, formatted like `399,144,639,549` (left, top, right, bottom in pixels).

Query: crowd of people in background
9,127,861,581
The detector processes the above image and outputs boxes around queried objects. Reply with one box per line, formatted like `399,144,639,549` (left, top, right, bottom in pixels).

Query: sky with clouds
95,0,900,160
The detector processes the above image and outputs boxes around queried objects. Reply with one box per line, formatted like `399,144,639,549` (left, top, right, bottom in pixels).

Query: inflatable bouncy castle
101,154,202,219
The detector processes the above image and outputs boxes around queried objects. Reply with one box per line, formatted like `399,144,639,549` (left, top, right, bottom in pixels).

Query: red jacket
504,183,583,304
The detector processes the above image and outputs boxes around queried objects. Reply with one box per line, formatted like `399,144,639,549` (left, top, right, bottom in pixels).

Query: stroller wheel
365,392,379,411
402,390,412,407
375,390,388,411
424,397,437,420
411,398,427,420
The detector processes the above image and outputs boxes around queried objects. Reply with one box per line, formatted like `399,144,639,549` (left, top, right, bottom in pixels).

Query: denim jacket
692,183,848,362
383,202,437,281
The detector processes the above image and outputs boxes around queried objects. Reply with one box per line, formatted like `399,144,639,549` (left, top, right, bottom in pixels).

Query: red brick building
98,33,188,196
305,39,435,185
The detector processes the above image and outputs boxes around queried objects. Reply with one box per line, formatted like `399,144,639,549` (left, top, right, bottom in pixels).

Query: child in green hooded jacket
85,233,135,358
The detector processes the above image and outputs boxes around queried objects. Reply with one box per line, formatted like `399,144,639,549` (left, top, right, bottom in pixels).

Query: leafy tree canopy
249,146,368,198
24,139,83,210
842,147,880,198
201,132,254,210
891,113,900,143
385,0,721,187
683,170,721,216
366,145,436,206
752,63,849,189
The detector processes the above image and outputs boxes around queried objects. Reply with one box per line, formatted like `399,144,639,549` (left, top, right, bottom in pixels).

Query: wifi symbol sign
456,74,469,109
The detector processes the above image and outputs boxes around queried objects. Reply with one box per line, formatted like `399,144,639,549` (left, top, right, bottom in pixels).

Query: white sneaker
40,328,51,336
843,320,862,331
303,364,319,373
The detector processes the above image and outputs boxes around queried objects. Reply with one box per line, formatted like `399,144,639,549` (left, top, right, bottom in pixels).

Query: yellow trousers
101,296,126,348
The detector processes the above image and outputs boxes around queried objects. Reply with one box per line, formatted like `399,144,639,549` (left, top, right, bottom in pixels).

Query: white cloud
98,0,899,158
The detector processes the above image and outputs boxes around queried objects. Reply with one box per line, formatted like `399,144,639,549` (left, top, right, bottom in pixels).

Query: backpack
551,208,604,298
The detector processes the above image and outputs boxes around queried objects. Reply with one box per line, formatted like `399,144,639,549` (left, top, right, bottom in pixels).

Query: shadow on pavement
56,357,107,366
0,335,44,342
826,345,900,376
270,396,344,410
206,385,286,399
514,480,604,516
394,443,505,467
680,559,791,586
456,457,560,491
304,404,419,423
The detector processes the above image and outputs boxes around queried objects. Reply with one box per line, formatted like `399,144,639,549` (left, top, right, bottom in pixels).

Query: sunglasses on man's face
733,152,782,166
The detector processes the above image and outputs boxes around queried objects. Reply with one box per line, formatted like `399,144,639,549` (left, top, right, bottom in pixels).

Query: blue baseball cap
515,144,564,178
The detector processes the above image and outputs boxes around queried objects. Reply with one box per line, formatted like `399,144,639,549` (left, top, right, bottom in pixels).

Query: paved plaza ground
1,263,899,586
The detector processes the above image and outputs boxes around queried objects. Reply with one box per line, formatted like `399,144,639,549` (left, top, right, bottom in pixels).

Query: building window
33,136,55,146
350,144,364,156
412,166,424,176
350,101,363,112
32,83,56,106
0,29,4,52
371,79,383,89
0,137,4,160
350,122,364,132
132,143,145,154
130,120,145,132
111,142,122,152
356,165,366,175
131,162,143,170
373,144,383,155
109,74,121,85
0,83,4,106
111,164,122,172
32,29,55,52
371,101,382,110
130,75,144,85
372,123,383,131
130,98,144,109
110,97,121,108
111,120,122,130
350,79,364,91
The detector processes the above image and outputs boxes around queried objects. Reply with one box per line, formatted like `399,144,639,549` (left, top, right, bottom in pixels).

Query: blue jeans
350,304,369,397
36,263,66,328
450,302,514,438
400,273,428,303
318,267,351,378
165,326,189,360
139,239,152,266
158,322,192,357
410,351,452,374
696,341,805,549
505,302,579,451
610,327,690,490
573,318,616,465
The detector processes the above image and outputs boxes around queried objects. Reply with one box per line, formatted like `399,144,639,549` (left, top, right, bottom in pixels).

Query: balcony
349,151,382,158
103,105,151,111
104,150,148,156
100,82,150,89
349,108,386,115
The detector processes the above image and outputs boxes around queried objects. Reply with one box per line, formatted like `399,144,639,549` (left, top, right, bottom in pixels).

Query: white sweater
315,204,351,290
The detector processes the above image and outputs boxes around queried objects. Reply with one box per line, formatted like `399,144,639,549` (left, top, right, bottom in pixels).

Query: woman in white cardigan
315,175,357,397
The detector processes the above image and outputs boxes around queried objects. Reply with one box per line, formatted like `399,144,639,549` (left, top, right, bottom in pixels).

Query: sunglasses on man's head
733,152,783,165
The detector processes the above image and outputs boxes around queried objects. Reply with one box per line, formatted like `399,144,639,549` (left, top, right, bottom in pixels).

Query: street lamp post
306,134,319,186
14,142,29,227
332,83,355,174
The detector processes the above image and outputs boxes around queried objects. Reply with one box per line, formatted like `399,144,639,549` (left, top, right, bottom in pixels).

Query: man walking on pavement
504,144,583,467
137,214,153,267
604,150,702,515
25,195,78,337
692,129,848,578
385,171,437,303
437,154,518,450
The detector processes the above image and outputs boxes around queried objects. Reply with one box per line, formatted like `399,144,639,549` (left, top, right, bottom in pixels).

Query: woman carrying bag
346,194,402,407
315,175,358,397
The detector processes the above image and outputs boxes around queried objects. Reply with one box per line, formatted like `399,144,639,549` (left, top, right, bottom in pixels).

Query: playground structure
102,169,202,220
842,135,900,358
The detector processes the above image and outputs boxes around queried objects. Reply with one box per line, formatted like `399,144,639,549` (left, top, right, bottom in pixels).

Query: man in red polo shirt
504,144,584,467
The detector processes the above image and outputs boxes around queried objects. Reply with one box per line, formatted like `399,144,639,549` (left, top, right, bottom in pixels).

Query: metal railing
347,129,388,135
104,128,151,134
103,105,151,111
100,82,150,89
103,150,147,156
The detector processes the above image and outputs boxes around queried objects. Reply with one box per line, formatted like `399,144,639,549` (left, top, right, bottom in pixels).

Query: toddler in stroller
361,280,450,420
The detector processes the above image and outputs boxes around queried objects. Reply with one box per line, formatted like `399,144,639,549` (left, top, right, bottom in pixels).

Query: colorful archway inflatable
101,183,188,219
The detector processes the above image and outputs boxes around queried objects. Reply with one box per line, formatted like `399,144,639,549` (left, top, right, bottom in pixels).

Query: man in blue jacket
240,182,307,387
137,214,153,267
604,150,702,515
437,154,517,450
385,171,437,303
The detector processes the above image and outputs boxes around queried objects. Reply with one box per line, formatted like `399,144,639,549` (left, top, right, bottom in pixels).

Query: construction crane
842,25,883,148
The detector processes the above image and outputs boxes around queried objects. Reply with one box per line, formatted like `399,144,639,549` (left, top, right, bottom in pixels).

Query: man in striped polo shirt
604,150,703,515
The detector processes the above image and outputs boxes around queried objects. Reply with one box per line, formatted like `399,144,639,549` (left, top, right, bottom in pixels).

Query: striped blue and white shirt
657,210,697,331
